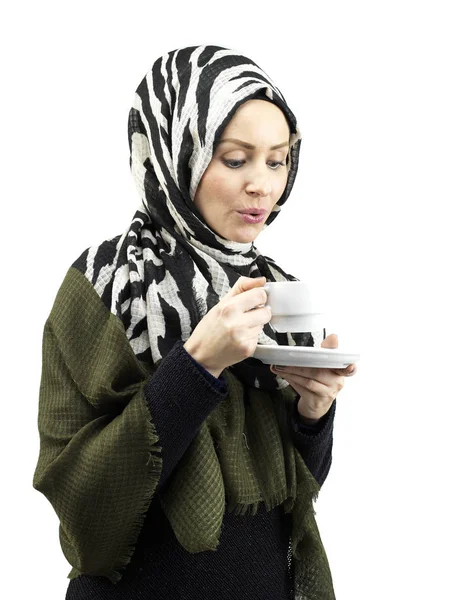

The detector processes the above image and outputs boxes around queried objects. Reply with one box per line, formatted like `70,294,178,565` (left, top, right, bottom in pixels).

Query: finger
224,276,266,301
245,324,267,342
271,365,340,387
321,333,338,349
274,363,356,380
294,366,340,385
223,278,269,314
235,285,269,314
330,363,357,377
280,372,338,397
242,305,272,329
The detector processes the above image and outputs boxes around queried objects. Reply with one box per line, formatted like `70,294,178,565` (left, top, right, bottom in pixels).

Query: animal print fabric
74,45,324,390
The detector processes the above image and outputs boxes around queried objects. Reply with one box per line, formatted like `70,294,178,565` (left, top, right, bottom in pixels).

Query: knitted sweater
63,338,337,600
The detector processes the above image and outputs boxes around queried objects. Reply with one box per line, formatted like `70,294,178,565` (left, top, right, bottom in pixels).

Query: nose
245,163,272,197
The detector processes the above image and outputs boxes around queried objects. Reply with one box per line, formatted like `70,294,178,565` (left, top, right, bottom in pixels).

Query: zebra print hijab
85,44,323,390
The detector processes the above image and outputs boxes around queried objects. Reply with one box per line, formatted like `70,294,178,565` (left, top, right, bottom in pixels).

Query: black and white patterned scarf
78,44,324,391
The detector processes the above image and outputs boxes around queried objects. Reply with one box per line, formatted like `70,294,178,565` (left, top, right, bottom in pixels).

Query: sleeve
183,345,228,392
290,395,336,488
144,340,228,493
32,266,227,583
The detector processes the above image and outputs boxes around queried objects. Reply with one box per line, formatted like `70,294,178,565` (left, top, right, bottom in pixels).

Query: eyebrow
218,138,289,150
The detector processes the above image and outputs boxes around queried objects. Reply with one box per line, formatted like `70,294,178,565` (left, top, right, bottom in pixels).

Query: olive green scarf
33,266,335,599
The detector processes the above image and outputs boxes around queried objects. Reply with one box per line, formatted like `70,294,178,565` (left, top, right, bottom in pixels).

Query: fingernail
273,365,285,371
347,366,355,374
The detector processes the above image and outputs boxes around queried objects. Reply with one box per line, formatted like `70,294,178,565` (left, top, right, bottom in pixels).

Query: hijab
81,43,324,391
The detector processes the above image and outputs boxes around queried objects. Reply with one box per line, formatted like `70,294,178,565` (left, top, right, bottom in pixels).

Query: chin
214,221,262,243
228,231,259,244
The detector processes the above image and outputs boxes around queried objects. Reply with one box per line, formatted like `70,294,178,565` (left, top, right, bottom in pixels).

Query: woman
33,44,356,600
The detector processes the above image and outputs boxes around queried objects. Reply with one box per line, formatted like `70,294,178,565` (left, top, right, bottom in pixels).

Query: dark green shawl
33,266,335,599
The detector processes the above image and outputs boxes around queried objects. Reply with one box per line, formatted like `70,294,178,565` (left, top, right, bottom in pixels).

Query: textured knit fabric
66,502,296,599
33,43,339,599
189,348,327,434
64,335,335,599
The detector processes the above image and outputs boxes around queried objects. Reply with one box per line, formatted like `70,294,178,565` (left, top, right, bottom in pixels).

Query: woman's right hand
183,276,271,378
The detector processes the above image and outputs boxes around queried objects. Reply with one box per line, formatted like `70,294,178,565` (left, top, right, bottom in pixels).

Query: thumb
224,276,266,299
321,333,338,349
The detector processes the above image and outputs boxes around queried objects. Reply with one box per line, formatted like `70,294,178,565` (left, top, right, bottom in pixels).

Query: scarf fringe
67,413,164,584
226,487,287,517
225,476,319,520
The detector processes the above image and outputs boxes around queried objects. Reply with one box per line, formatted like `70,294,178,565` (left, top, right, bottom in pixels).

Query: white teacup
263,281,325,333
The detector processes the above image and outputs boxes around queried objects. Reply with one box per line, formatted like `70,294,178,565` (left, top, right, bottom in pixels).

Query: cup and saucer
252,281,360,369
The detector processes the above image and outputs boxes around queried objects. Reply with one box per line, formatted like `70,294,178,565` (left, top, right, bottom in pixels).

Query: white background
1,1,448,598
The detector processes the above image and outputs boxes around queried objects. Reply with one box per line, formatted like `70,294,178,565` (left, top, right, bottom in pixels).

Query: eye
268,161,286,170
223,159,286,170
223,159,245,169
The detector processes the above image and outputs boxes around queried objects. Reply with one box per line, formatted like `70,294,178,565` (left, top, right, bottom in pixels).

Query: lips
237,212,266,224
237,208,267,216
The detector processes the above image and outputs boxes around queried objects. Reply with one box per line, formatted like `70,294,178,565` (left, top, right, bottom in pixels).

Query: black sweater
65,340,336,599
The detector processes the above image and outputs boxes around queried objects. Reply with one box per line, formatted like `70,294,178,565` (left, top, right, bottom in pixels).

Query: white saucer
253,345,360,369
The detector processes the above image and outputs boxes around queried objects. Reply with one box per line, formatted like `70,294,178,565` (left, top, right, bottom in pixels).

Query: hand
269,333,357,422
183,276,271,378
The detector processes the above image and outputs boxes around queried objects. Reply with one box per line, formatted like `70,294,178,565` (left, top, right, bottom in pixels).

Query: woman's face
193,99,291,243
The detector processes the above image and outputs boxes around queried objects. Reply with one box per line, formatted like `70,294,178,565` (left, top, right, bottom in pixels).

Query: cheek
202,172,237,204
275,172,289,198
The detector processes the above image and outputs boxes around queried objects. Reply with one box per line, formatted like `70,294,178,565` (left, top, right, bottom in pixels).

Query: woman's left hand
270,333,357,422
